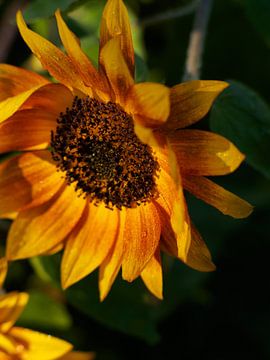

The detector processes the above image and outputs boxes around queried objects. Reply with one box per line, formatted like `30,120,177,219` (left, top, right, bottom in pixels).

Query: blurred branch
141,0,199,28
182,0,213,81
0,0,27,62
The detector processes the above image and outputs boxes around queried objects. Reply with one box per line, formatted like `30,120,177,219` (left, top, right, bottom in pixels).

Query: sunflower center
50,96,159,209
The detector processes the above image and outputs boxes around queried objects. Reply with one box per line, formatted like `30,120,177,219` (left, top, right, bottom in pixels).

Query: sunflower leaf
16,290,72,331
209,80,270,179
23,0,89,22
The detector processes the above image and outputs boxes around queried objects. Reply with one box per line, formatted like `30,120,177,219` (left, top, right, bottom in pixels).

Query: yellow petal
155,149,191,261
0,64,48,102
166,80,228,130
6,184,86,260
0,152,64,217
0,292,29,333
16,11,91,95
126,82,170,127
100,0,134,76
186,225,216,272
0,109,56,152
122,203,161,282
9,327,72,360
183,175,253,218
0,333,17,355
0,84,46,124
58,352,95,360
61,203,119,289
99,38,134,104
55,10,109,100
141,248,163,299
0,258,8,288
169,129,245,176
98,210,126,301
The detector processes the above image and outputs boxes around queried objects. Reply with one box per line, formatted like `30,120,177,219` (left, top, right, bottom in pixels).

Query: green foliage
210,81,270,179
245,0,270,46
31,254,209,344
23,0,87,22
16,290,72,331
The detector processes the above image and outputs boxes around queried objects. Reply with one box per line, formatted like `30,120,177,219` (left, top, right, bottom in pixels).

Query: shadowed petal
0,292,29,333
0,152,65,217
100,0,134,76
16,11,91,95
0,64,48,101
185,225,216,272
7,184,86,260
122,203,161,282
166,80,228,130
0,85,46,124
0,109,56,152
0,258,8,288
58,352,95,360
99,210,126,301
155,149,191,261
55,10,109,100
61,203,119,289
126,82,170,127
183,175,253,218
169,129,245,176
9,327,72,360
141,248,163,299
99,38,133,104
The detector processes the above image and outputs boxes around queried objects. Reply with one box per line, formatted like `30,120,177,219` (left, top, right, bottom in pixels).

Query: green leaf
32,254,209,344
23,0,85,22
209,80,270,179
245,0,270,46
135,54,149,82
16,289,72,331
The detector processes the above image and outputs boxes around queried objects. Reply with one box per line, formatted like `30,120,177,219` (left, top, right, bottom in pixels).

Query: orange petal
0,152,64,217
22,83,74,114
0,64,48,102
100,0,134,76
99,38,134,104
0,258,8,288
141,248,163,299
0,109,56,152
169,129,245,176
6,184,86,260
0,84,46,124
9,327,72,360
58,352,95,360
16,11,91,95
98,209,126,301
186,225,216,272
61,203,119,289
126,82,170,127
166,80,228,130
0,292,29,333
55,10,109,101
155,150,191,261
183,175,253,218
122,203,161,282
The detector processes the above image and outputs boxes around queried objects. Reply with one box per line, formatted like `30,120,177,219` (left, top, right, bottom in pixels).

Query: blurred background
1,0,270,359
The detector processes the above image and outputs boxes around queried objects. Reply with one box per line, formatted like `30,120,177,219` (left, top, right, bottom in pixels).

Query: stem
0,0,27,62
141,0,199,28
182,0,213,81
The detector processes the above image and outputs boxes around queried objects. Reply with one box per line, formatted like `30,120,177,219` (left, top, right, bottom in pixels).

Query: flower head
0,292,93,360
0,0,252,300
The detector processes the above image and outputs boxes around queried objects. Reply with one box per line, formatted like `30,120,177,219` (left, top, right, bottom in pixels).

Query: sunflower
0,0,252,300
0,291,93,360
